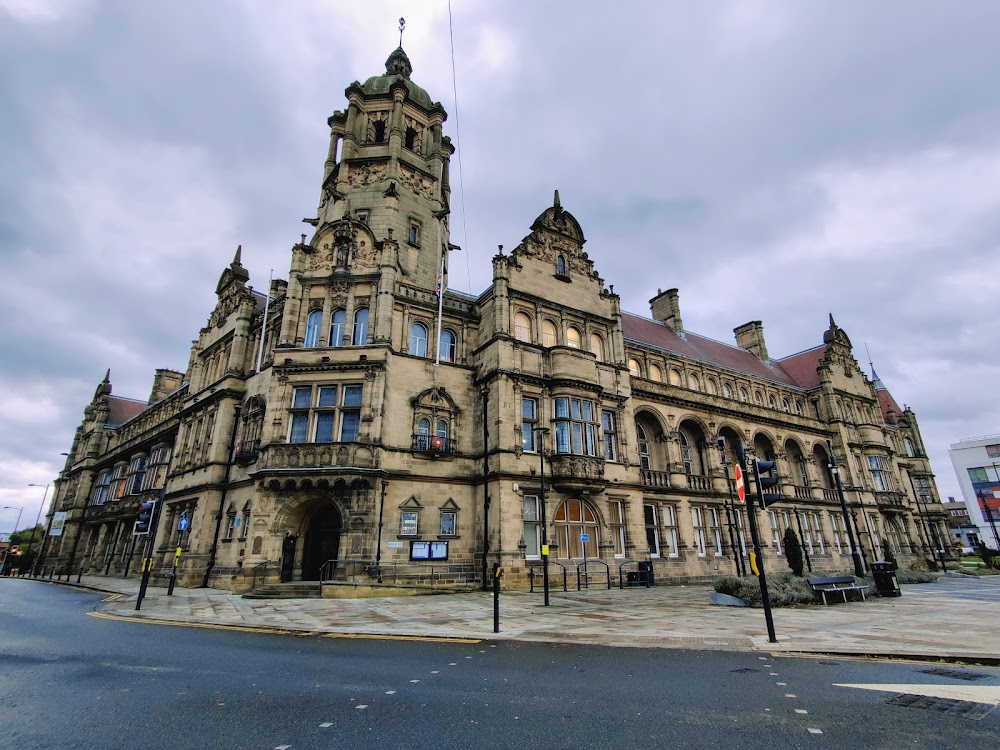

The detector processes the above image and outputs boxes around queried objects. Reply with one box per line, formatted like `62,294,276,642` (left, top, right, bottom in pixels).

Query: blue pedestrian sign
580,533,589,542
178,517,190,531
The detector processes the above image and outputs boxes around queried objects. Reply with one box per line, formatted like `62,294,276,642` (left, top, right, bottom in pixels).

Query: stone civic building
42,47,950,592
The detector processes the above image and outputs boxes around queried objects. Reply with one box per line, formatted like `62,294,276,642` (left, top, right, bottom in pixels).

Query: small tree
783,527,805,577
977,542,997,570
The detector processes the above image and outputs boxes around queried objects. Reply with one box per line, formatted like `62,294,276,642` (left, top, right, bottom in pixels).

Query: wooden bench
807,576,870,604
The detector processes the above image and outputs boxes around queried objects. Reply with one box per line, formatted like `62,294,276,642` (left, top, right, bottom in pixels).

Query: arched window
372,118,386,143
566,326,582,349
514,312,533,343
305,309,322,348
628,358,642,377
723,383,734,399
436,419,448,440
416,417,431,450
352,308,369,345
590,333,605,360
669,368,682,386
782,397,791,412
409,323,428,357
903,437,915,457
768,394,778,410
329,309,346,348
553,499,599,559
439,329,457,362
689,374,701,391
541,320,558,347
636,423,650,469
754,390,764,406
404,126,418,150
649,364,662,382
739,387,749,403
707,378,718,395
556,255,567,275
794,400,804,416
680,433,693,474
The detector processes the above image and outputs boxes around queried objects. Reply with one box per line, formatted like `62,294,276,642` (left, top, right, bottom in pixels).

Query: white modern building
949,435,1000,551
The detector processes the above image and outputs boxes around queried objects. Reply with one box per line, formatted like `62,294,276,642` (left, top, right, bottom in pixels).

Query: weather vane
399,17,405,46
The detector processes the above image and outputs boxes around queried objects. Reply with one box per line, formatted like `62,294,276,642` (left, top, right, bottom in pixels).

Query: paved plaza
18,573,999,663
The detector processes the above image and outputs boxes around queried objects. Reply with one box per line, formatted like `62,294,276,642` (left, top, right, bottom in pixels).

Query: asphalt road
1,579,997,750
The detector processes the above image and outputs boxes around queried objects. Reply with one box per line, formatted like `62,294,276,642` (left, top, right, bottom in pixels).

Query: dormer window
556,255,567,277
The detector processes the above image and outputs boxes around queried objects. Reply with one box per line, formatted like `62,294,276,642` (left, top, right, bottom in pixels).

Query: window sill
397,534,421,540
221,538,233,544
437,535,459,540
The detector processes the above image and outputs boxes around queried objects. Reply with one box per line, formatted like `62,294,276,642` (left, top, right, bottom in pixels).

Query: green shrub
783,527,804,577
892,567,936,584
713,572,816,608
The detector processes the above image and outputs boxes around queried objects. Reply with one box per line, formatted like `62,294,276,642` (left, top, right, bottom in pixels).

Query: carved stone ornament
398,162,434,200
347,161,388,189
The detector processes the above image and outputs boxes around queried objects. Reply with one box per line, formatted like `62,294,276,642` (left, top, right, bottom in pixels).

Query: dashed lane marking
795,709,808,714
385,690,396,695
319,722,333,728
355,705,368,710
808,728,823,734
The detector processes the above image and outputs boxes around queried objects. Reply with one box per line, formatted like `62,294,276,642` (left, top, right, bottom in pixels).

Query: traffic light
753,458,781,508
10,545,19,555
134,500,157,535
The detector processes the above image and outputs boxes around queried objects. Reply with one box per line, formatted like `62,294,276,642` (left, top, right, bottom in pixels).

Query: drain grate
920,667,989,682
730,668,760,674
887,693,995,720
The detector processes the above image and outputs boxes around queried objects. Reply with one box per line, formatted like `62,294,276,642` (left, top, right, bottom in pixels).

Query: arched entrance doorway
302,504,342,580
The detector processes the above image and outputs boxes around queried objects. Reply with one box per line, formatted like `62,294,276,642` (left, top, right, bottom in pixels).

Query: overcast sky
3,0,999,534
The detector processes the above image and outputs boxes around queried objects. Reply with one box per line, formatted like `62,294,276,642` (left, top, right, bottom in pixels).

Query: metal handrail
250,559,272,591
322,558,477,585
576,558,611,590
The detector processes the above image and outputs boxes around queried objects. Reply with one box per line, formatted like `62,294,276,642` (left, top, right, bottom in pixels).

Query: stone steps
243,582,323,599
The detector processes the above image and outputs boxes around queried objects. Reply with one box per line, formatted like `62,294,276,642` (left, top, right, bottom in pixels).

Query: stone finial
385,46,412,78
553,189,561,208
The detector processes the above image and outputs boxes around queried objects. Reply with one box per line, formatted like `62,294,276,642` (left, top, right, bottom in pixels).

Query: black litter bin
637,561,655,587
871,560,901,597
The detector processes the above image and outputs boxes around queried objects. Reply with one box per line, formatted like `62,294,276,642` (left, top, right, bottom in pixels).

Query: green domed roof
359,47,441,114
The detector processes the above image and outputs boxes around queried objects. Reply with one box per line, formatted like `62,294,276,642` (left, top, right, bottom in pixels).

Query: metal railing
528,560,568,593
618,561,654,589
249,560,273,592
322,558,477,586
410,435,456,454
576,559,611,590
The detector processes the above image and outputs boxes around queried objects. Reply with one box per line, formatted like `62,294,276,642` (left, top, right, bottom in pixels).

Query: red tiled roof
107,396,147,427
621,312,803,387
876,388,904,423
776,346,826,390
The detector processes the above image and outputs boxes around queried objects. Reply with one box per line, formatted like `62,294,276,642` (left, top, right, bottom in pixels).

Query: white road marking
795,709,808,714
776,682,787,686
410,679,420,683
385,690,396,695
834,683,1000,706
431,670,439,674
449,662,458,666
275,745,292,749
808,728,823,734
769,672,779,676
355,704,368,710
319,722,333,727
785,694,797,698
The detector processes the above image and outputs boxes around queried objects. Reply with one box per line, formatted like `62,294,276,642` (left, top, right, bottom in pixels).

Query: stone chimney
149,368,184,404
734,321,769,360
650,288,683,332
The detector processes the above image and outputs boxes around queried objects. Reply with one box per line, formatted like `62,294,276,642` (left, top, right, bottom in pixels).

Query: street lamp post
2,506,24,575
26,484,49,573
827,441,864,577
533,427,551,606
480,385,491,591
